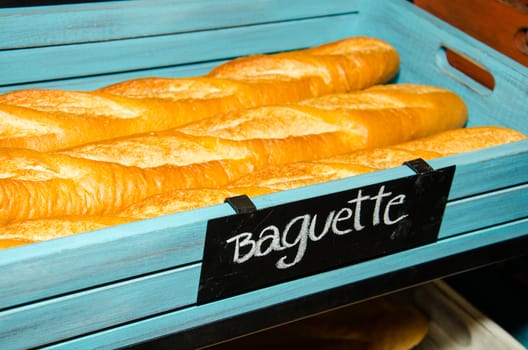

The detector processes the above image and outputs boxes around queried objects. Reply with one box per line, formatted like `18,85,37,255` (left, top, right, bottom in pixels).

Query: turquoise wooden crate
0,0,527,349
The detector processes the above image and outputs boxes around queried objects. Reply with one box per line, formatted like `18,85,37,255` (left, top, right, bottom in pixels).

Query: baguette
60,84,467,166
0,146,254,224
0,84,466,226
208,37,399,92
0,37,399,152
0,91,162,151
122,126,527,218
1,126,524,249
232,125,527,190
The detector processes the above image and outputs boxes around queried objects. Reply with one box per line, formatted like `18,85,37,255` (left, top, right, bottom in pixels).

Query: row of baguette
0,37,525,249
0,37,399,152
1,125,525,248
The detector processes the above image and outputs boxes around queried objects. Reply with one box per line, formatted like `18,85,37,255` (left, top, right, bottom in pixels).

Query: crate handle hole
436,46,495,95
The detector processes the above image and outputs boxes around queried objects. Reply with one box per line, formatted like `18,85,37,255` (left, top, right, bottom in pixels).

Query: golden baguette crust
0,216,132,245
177,84,467,148
1,126,523,249
233,126,527,190
100,77,321,126
100,76,323,114
126,126,527,216
0,37,399,152
120,186,273,219
209,37,400,93
0,148,156,223
0,90,157,151
0,238,34,250
59,84,468,168
0,147,255,224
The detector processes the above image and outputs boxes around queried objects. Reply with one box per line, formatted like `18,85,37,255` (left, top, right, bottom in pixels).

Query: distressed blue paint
0,0,359,49
0,13,358,86
0,0,526,348
41,219,528,350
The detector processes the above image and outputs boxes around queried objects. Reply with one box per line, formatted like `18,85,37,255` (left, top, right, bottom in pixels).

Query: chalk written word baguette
0,84,466,225
0,37,399,152
1,126,524,249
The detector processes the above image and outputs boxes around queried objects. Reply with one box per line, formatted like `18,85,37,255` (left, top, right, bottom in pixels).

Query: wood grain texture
0,14,357,86
0,0,359,49
441,183,528,238
7,218,526,350
0,216,213,310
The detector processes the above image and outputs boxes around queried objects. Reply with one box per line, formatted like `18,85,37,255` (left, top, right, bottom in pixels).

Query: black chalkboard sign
198,163,455,304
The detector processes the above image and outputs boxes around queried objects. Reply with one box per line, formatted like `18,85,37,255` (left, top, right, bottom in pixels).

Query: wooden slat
0,264,201,350
0,216,214,310
440,183,528,238
36,218,528,350
2,213,527,349
0,13,357,87
430,140,528,200
0,61,219,93
0,0,359,49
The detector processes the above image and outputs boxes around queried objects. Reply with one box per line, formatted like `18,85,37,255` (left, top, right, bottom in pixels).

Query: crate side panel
0,0,359,49
0,264,200,350
429,141,528,200
44,218,528,350
0,220,525,348
0,215,212,310
440,184,528,238
0,61,219,93
0,143,525,312
0,13,358,87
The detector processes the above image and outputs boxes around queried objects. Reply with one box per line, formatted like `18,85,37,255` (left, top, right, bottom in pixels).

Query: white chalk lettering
276,214,311,269
332,208,353,235
370,185,393,226
226,232,256,264
255,225,281,257
225,184,410,269
346,189,370,230
309,212,334,241
384,194,408,225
